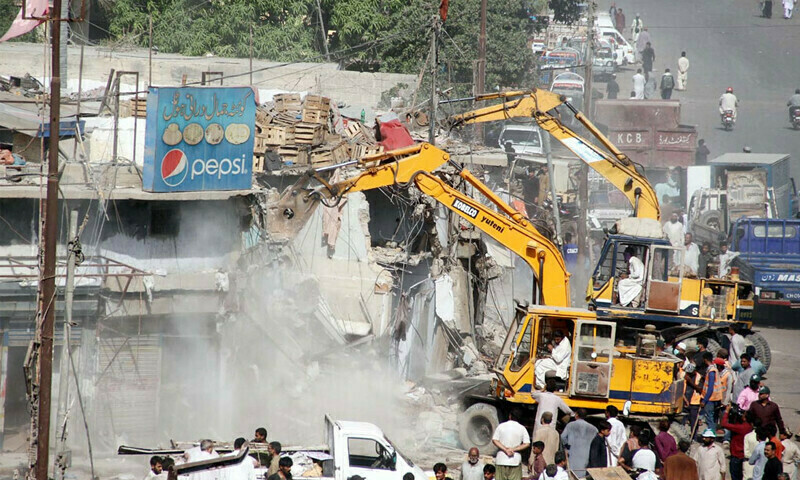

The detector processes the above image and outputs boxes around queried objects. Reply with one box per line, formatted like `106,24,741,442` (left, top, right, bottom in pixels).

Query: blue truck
730,218,800,325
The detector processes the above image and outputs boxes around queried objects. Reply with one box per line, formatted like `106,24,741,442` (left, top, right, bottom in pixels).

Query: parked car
498,122,544,157
592,40,617,80
596,26,635,65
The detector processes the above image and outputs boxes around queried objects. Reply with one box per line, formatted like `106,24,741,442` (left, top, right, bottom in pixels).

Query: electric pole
314,0,330,61
428,16,440,145
474,0,487,142
32,0,63,477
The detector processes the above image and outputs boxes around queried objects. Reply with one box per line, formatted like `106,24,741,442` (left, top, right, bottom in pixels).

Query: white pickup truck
269,415,426,480
120,416,426,480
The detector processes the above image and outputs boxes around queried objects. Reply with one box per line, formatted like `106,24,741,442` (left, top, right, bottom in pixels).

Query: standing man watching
561,409,598,478
607,74,620,99
700,352,724,438
694,429,727,480
533,411,561,466
660,69,675,99
606,406,626,466
461,448,485,480
676,52,690,90
531,378,573,436
763,442,783,480
492,410,531,480
750,386,787,436
588,421,614,468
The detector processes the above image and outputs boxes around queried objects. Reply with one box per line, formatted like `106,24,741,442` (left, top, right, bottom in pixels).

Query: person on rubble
536,165,550,206
698,242,715,278
663,213,684,247
718,242,739,278
268,457,294,480
461,448,485,480
533,330,572,390
681,233,701,276
145,456,163,480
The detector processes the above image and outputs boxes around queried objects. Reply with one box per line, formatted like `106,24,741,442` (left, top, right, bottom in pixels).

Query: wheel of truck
459,403,500,454
746,332,772,372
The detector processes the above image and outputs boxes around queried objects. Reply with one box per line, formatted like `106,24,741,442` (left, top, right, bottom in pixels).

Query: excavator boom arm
280,143,570,307
449,90,660,221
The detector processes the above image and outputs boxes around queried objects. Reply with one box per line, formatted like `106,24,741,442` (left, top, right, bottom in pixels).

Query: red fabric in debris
377,119,415,151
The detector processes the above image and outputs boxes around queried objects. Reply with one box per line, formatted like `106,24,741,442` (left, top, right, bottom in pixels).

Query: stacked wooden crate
252,93,387,171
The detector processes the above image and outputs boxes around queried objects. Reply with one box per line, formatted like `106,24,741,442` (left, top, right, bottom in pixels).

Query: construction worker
700,352,725,439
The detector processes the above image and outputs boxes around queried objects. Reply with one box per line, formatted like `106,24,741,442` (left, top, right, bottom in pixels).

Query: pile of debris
253,93,384,172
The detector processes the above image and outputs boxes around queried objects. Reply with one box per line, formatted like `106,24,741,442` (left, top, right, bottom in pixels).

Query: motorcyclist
787,88,800,122
719,87,739,121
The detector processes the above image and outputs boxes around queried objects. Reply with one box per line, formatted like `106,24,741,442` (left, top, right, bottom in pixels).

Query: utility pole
314,0,330,61
544,134,561,242
576,1,596,287
148,15,153,87
428,17,440,145
33,0,63,476
474,0,487,142
54,210,78,480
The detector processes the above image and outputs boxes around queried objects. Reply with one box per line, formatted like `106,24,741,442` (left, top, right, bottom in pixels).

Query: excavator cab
496,305,614,401
590,235,689,314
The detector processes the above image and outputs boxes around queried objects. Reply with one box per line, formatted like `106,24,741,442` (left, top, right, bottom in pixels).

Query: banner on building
143,86,257,192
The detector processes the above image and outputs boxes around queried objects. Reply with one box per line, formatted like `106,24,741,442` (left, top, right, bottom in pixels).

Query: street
600,0,800,180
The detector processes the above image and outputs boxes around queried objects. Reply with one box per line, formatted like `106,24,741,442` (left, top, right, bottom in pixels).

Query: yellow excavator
448,89,768,364
274,143,684,454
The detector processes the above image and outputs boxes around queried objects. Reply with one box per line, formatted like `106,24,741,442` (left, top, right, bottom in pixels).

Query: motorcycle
721,110,735,131
791,107,800,130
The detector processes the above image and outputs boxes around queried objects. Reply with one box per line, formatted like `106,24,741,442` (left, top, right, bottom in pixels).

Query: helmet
726,87,734,93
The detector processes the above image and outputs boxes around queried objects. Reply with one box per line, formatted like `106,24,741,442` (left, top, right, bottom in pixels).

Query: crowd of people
460,331,794,480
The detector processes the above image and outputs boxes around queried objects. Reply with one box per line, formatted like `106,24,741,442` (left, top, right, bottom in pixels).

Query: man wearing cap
750,387,787,436
694,429,727,480
739,375,763,411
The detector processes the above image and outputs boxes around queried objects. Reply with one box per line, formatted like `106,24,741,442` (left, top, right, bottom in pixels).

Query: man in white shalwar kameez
534,330,572,389
783,0,794,18
676,52,690,90
618,247,644,307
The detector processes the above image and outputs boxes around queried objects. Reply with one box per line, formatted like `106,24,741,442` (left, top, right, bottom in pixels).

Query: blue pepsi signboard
143,86,257,192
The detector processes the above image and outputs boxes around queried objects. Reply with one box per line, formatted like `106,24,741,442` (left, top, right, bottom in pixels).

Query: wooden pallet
255,108,272,127
330,142,350,163
253,154,265,173
274,93,302,112
272,111,301,126
278,145,309,165
310,148,334,168
343,122,375,145
294,122,324,146
301,108,327,124
131,97,147,118
352,144,384,159
303,94,331,113
254,126,288,151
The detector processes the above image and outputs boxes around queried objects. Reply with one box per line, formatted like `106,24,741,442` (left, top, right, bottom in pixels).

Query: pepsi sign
143,87,257,192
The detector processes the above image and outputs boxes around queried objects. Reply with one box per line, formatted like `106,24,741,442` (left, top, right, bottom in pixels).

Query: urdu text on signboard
143,86,257,192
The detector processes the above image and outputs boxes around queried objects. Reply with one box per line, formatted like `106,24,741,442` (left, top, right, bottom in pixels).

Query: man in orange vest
700,352,724,440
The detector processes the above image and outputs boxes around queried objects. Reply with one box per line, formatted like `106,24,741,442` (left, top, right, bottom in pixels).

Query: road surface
599,0,800,180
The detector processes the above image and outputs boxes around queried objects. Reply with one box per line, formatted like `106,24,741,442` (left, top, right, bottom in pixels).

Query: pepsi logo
161,149,188,186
